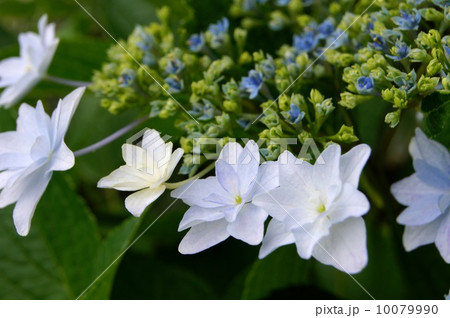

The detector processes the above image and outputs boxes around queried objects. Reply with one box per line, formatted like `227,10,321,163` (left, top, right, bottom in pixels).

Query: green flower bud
241,18,259,29
239,51,253,65
182,53,197,67
159,99,178,118
233,27,247,51
339,92,370,109
222,80,241,101
309,89,324,105
297,130,313,144
426,59,443,76
416,30,441,49
296,14,312,28
269,11,289,31
278,94,291,111
355,48,373,63
408,48,431,63
180,137,193,153
385,109,401,128
419,8,444,22
261,109,280,128
342,65,362,84
156,6,170,26
199,56,212,69
328,125,359,143
313,64,326,78
253,50,265,63
205,56,233,80
329,2,341,15
381,88,394,102
442,75,450,91
370,67,386,82
215,113,231,130
269,125,284,139
223,100,241,114
417,75,440,93
260,144,280,161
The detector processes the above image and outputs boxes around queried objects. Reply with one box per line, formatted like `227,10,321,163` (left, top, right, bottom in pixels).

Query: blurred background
0,0,448,300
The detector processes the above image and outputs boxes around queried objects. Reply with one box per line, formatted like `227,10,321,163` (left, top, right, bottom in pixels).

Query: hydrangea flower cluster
0,0,449,286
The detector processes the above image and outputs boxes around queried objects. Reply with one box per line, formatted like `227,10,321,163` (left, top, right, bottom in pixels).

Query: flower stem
44,74,92,87
164,162,216,189
74,116,149,157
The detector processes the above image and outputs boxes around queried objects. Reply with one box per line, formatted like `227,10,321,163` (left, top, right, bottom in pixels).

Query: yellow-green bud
426,59,443,76
239,51,253,65
223,100,240,114
408,48,431,63
328,125,359,143
385,110,401,128
419,8,444,22
418,75,440,93
234,28,247,50
309,89,324,104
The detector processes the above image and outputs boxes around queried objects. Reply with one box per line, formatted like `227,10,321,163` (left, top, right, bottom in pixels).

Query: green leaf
78,217,141,299
421,93,450,148
0,174,99,299
0,174,142,299
242,245,309,299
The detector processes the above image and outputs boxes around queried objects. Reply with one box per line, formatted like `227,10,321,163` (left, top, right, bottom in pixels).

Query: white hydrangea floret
0,87,85,236
0,15,59,108
391,128,450,263
172,141,278,254
98,129,184,217
253,144,371,274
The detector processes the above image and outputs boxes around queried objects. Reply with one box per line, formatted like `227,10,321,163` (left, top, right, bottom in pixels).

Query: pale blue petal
226,203,267,245
259,219,295,259
178,219,230,254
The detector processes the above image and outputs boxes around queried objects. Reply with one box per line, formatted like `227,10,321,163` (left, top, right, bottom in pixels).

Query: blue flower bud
165,58,184,75
370,34,388,51
288,104,305,124
240,70,264,99
165,76,183,93
208,17,229,49
387,40,410,60
392,9,421,30
256,55,276,79
118,69,136,87
189,99,215,121
325,29,348,49
317,19,335,39
356,76,375,94
187,33,205,52
293,31,318,52
142,53,156,66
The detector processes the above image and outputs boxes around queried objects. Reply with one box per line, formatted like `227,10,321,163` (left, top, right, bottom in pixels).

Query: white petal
339,144,371,187
19,32,44,67
50,141,75,171
292,216,331,259
329,184,370,224
259,219,295,259
278,150,312,189
165,148,184,179
252,186,307,221
124,185,165,217
402,217,442,251
178,219,229,254
50,87,85,146
218,142,243,166
13,170,52,236
98,165,157,191
215,160,240,195
0,152,32,170
0,131,33,154
312,143,341,189
0,170,22,190
0,160,46,208
17,101,51,138
227,204,267,245
249,161,279,199
439,194,450,214
312,217,368,274
410,128,450,175
0,73,39,108
0,57,27,88
397,195,442,226
391,174,442,206
435,212,450,263
236,140,260,195
414,159,450,190
178,206,224,231
171,177,229,208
